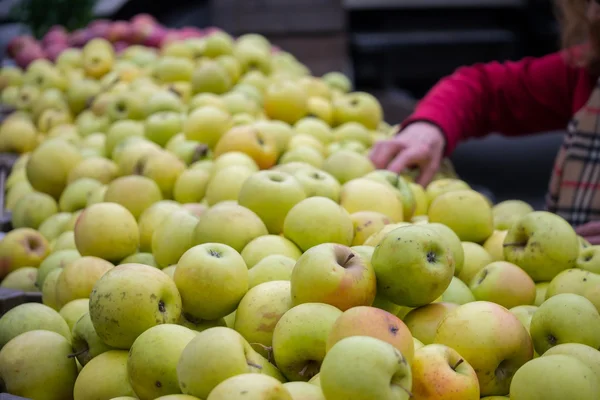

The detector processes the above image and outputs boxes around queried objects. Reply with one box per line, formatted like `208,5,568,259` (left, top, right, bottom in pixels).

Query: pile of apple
7,14,227,69
0,29,599,400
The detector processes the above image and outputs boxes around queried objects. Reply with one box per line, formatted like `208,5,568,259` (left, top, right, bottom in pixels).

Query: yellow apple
458,242,493,284
340,178,404,222
483,230,508,261
241,234,302,268
404,302,460,345
469,261,536,309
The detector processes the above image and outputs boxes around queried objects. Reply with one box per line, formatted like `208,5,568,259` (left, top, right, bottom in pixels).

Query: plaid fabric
547,78,600,226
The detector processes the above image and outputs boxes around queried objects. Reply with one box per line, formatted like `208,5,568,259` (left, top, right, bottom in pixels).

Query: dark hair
556,0,600,73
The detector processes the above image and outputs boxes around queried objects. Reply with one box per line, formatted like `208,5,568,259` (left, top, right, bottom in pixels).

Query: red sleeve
402,50,582,155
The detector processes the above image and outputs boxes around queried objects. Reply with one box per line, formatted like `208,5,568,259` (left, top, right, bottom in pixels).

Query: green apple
241,234,302,268
67,157,118,185
504,211,579,282
492,200,533,230
207,374,292,400
363,222,412,247
425,179,471,204
173,168,210,204
295,117,334,144
273,162,317,175
543,343,600,383
55,256,114,307
264,80,308,124
144,111,183,147
425,222,465,277
362,170,417,220
106,91,146,121
248,255,296,288
114,138,161,176
428,189,493,243
183,106,233,150
320,336,412,400
253,120,294,153
138,200,182,252
483,230,508,261
577,245,600,273
177,327,285,399
58,178,102,213
144,90,184,115
322,72,352,93
137,150,186,199
411,344,480,400
509,305,538,334
322,150,375,184
370,293,403,316
189,92,227,113
292,168,341,202
128,324,197,399
0,303,71,348
0,267,38,292
74,350,137,399
5,181,34,212
104,175,163,219
279,145,325,169
333,92,382,130
191,60,232,95
403,302,459,345
205,165,255,206
291,243,376,310
0,330,77,399
76,110,111,136
545,268,600,311
0,116,37,154
71,312,116,366
283,196,354,252
469,261,536,309
222,91,259,116
535,282,549,306
154,56,194,83
152,209,199,268
120,252,158,268
193,203,268,252
283,382,325,400
326,306,414,366
175,243,248,320
372,225,454,307
210,150,258,173
288,134,326,155
509,355,599,399
340,178,404,222
458,242,493,284
530,293,600,355
53,230,77,252
11,191,58,229
74,202,139,262
334,122,372,146
105,120,145,157
350,211,392,246
272,303,342,381
238,170,307,234
42,268,64,310
89,263,182,349
234,280,294,357
441,276,476,304
307,96,334,125
179,313,226,333
434,301,533,396
58,298,89,331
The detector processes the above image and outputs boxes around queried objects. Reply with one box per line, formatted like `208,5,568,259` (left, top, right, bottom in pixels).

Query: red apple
69,29,94,47
142,26,168,48
107,21,132,43
179,27,204,39
7,35,37,57
131,13,157,26
160,30,183,47
45,42,68,62
113,41,129,54
42,26,69,47
15,44,47,68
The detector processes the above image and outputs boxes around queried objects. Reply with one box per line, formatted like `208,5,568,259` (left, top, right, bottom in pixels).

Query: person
370,0,600,244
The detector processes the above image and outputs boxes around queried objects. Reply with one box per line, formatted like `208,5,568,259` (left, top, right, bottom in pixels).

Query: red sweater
403,49,598,156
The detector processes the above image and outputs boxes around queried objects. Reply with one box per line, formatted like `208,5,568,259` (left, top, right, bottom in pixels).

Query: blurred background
0,0,565,209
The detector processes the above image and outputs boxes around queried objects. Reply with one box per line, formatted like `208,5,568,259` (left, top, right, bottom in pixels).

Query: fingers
586,235,600,245
387,146,427,175
370,140,404,169
575,221,600,237
417,160,440,187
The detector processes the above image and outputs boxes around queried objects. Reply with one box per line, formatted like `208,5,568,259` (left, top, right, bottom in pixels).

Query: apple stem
68,348,87,358
344,253,355,265
250,343,274,363
452,359,464,370
503,242,525,248
400,386,413,398
247,361,262,370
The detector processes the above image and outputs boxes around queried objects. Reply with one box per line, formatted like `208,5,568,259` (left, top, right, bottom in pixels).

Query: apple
428,189,493,243
0,116,37,153
458,242,493,284
193,203,268,252
0,267,38,292
543,343,600,383
334,122,371,146
425,222,465,277
503,211,579,282
207,374,292,400
82,38,115,79
263,80,308,124
234,280,294,357
238,170,307,234
283,196,355,252
288,134,327,155
411,344,480,400
74,202,139,262
295,117,334,144
177,327,285,399
137,150,186,199
59,298,90,331
322,150,375,184
340,178,404,222
76,110,111,136
104,175,164,219
58,178,104,213
53,230,78,253
152,209,199,268
363,222,411,247
483,230,508,261
469,261,536,309
145,111,183,146
5,180,34,212
253,120,294,153
138,200,181,252
144,90,184,115
55,256,114,307
509,305,538,336
492,200,533,230
372,225,455,307
10,191,57,229
0,303,71,348
89,263,182,349
441,276,476,304
214,125,279,170
173,169,210,205
26,138,82,199
74,350,137,399
272,303,343,381
279,145,325,169
292,168,341,202
577,245,600,273
529,293,600,355
222,91,259,116
241,234,302,268
67,157,118,185
36,249,80,291
283,382,325,400
509,355,599,399
71,312,116,366
403,302,459,345
203,164,254,205
349,211,392,246
291,243,376,310
175,243,248,320
0,227,50,278
105,120,146,158
179,313,227,333
0,330,77,399
120,252,158,268
191,60,232,94
320,336,412,400
211,151,259,175
128,324,197,399
326,306,414,365
322,71,351,93
535,282,549,306
333,92,382,130
425,179,471,204
545,268,600,311
248,255,296,288
434,301,533,396
307,96,334,125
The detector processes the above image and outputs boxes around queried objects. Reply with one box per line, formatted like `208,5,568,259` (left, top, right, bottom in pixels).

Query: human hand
369,122,446,186
575,221,600,245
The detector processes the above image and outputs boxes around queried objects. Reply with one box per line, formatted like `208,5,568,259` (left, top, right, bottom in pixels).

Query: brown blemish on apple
477,268,489,285
0,257,11,278
388,324,399,335
21,234,46,257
